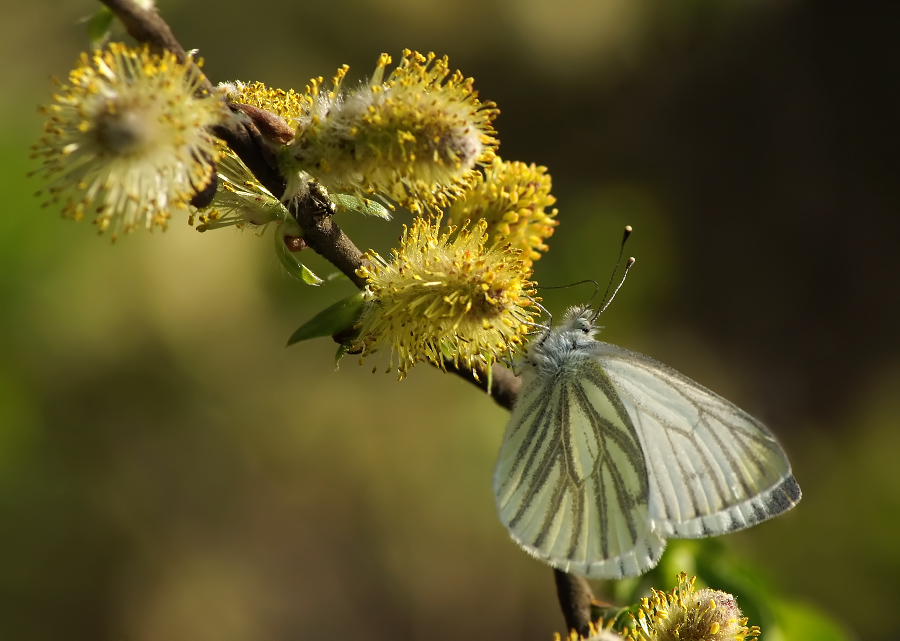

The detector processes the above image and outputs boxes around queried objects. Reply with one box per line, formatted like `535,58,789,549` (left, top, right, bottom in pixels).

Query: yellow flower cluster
629,574,760,641
555,620,625,641
35,44,565,379
354,216,536,379
221,80,306,122
447,158,558,267
32,43,228,240
282,50,499,214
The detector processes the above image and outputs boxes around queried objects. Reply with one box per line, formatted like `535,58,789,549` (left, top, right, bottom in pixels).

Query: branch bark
100,0,212,93
555,570,595,637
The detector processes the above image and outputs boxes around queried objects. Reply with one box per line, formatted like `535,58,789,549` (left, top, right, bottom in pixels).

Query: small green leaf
275,225,323,285
87,7,115,43
331,193,392,219
288,291,366,346
299,262,323,285
334,339,356,367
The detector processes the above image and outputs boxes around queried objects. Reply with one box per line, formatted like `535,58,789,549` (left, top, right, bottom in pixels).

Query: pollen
32,43,229,240
282,50,499,213
446,157,558,268
354,215,536,379
220,80,306,121
628,573,760,641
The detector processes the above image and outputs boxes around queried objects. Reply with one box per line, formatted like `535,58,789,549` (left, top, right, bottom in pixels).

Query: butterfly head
523,304,601,375
559,304,600,336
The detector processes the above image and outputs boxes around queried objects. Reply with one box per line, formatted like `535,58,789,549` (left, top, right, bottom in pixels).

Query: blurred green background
3,0,898,639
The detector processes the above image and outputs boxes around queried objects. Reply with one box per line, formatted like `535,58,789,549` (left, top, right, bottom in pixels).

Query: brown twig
443,360,523,411
95,0,594,632
209,110,369,288
100,0,369,289
99,0,212,93
555,570,595,637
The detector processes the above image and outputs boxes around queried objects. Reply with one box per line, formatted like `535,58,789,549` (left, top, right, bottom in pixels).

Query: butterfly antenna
598,225,633,308
538,280,600,304
594,257,635,320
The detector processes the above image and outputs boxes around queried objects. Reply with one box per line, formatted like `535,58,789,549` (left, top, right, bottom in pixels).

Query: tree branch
99,0,213,94
448,361,596,636
101,0,368,289
210,112,369,289
95,0,594,632
443,360,522,411
555,570,595,637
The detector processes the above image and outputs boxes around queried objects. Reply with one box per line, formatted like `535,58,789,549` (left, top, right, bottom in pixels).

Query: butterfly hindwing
493,354,666,578
592,342,801,539
493,305,800,579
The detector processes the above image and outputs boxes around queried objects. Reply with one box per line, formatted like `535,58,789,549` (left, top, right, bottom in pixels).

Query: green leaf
334,339,356,367
331,193,392,219
299,262,323,285
287,291,366,346
275,225,323,285
87,7,115,43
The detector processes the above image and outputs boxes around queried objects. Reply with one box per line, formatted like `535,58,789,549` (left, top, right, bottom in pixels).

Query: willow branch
100,0,367,289
444,360,522,411
448,360,596,634
94,0,592,631
209,112,368,289
99,0,213,94
555,570,595,636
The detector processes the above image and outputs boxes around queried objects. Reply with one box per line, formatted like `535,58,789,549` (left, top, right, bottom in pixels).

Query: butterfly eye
574,319,591,333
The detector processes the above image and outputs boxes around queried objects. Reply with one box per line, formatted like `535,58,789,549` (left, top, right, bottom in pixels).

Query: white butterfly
493,304,801,579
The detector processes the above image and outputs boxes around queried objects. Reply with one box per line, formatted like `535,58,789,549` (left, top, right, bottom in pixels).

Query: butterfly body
493,305,801,579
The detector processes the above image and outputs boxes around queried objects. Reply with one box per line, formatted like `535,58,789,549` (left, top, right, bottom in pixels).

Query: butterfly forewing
494,355,666,578
593,342,801,539
493,305,800,579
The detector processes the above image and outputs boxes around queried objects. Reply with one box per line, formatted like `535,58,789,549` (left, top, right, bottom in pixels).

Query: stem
448,361,597,635
443,360,523,411
210,113,369,289
554,570,595,637
101,0,368,288
99,0,212,93
94,0,593,632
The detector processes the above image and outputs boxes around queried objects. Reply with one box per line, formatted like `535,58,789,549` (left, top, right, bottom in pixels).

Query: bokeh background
3,0,898,639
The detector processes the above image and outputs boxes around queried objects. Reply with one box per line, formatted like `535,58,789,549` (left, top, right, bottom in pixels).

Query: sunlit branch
100,0,368,289
92,0,592,631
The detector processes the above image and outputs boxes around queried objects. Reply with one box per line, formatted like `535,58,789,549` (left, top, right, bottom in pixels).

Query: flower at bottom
355,216,537,379
555,620,626,641
629,573,760,641
32,43,229,240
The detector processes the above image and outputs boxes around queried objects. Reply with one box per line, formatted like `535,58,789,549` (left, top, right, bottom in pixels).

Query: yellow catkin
32,43,229,240
354,215,536,379
282,50,498,213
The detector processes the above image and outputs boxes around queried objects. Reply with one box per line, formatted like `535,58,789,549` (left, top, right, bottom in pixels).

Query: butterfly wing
593,342,801,539
493,355,666,579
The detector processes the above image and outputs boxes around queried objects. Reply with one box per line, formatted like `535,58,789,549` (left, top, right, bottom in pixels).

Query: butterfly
492,304,801,579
